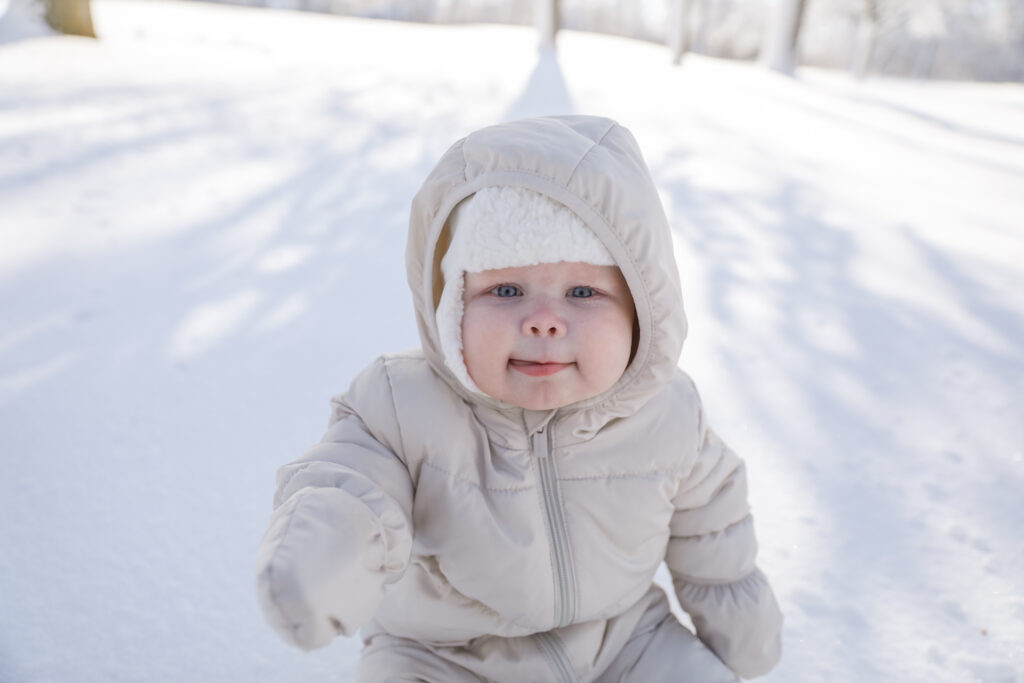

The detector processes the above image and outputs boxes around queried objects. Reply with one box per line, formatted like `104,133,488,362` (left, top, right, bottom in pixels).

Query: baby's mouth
508,359,573,377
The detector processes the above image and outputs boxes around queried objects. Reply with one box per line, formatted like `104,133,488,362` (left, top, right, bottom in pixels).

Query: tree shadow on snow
0,71,481,683
656,137,1024,680
503,46,575,121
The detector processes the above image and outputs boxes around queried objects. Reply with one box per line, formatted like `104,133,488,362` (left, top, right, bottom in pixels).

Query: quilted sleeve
666,388,783,678
255,357,414,650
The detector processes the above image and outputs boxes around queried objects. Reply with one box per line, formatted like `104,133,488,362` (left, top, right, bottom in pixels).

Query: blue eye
569,286,594,298
493,284,521,297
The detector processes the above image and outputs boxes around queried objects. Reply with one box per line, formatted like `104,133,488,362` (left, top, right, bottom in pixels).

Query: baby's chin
502,384,602,411
477,384,570,411
471,369,611,410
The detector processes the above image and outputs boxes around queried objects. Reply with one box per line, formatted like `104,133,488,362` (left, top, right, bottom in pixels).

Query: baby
256,116,782,682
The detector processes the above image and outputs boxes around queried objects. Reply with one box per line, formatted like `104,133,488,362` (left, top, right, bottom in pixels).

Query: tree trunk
538,0,558,49
669,0,693,64
760,0,807,74
849,0,878,80
43,0,96,37
691,0,708,54
912,40,938,79
788,0,807,56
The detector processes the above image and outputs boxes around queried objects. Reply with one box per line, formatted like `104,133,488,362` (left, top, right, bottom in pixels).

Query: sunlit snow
1,1,1023,681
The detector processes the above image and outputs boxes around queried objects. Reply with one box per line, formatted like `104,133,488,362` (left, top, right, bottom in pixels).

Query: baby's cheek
597,314,633,357
463,345,490,384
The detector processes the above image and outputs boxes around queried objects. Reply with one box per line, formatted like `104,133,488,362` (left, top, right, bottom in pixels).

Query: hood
406,115,687,426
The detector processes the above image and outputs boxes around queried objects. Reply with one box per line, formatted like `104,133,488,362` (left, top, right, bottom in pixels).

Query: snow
1,1,1023,681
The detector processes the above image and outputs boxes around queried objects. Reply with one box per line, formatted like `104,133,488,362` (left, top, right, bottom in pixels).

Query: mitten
255,486,388,650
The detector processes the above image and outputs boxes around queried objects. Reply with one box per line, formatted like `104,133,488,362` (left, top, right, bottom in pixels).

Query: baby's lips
509,359,573,377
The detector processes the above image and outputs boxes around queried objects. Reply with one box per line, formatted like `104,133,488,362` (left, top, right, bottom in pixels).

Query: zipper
534,630,576,683
532,425,576,629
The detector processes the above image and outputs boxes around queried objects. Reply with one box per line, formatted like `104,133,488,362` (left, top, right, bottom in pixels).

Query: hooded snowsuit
255,116,783,681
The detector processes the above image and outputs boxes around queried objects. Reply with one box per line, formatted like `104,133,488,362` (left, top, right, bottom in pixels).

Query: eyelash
489,285,597,298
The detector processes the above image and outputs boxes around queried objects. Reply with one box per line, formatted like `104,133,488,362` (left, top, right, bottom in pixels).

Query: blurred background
9,0,1024,80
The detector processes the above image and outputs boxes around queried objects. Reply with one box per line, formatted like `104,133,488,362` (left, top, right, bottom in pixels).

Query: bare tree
43,0,96,37
694,0,715,54
760,0,809,73
538,0,559,48
849,0,879,78
669,0,693,64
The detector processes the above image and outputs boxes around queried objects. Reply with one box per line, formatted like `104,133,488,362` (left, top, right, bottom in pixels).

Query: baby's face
461,261,635,410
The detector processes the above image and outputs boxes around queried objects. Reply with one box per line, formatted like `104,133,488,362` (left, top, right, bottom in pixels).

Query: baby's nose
522,304,566,338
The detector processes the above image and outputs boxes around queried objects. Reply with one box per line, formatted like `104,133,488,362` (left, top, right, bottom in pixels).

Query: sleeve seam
670,512,752,540
673,566,761,588
276,461,315,506
379,357,409,461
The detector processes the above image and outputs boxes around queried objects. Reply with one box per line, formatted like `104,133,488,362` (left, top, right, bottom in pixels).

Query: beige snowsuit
256,116,783,681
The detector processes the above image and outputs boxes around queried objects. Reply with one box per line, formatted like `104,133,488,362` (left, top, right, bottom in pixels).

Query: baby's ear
629,315,640,363
433,218,455,310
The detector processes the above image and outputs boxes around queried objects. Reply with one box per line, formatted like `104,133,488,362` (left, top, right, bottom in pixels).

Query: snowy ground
1,1,1023,681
